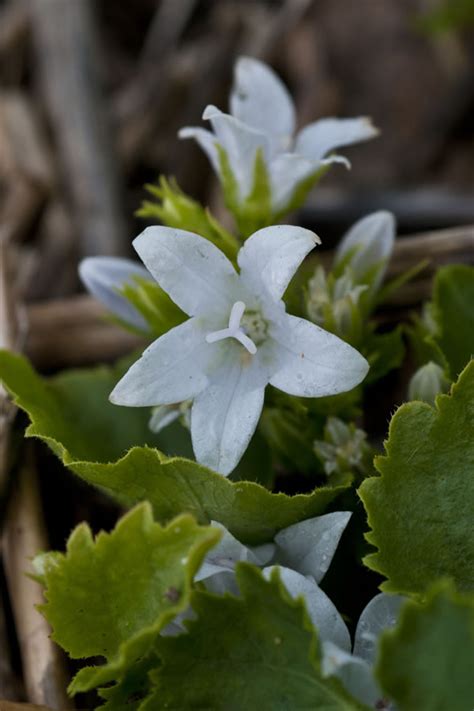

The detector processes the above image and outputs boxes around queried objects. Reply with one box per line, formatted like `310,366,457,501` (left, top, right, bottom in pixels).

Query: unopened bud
408,362,449,405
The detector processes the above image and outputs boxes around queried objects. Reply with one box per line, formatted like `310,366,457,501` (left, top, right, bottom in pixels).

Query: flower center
240,310,267,345
205,301,267,355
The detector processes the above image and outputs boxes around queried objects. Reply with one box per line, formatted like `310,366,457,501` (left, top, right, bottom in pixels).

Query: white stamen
206,300,257,355
235,331,257,355
228,301,246,331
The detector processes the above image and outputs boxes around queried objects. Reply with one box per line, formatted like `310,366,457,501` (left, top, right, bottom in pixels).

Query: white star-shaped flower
110,224,369,475
198,511,353,646
179,56,378,214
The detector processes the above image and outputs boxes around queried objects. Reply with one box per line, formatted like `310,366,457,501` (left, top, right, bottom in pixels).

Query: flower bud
408,362,449,405
335,211,395,290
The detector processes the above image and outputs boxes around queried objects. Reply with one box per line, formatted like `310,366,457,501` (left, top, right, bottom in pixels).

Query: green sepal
359,360,474,594
136,176,239,262
35,503,220,694
376,581,474,711
375,258,429,307
119,276,186,338
0,351,346,544
144,564,369,710
405,306,447,370
218,146,272,238
274,163,330,220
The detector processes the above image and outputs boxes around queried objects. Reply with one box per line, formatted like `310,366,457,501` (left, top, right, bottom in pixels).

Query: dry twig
29,0,127,257
0,92,53,245
2,447,72,710
25,295,144,369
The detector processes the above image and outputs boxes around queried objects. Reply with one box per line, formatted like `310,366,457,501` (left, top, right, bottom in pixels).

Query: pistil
206,301,257,355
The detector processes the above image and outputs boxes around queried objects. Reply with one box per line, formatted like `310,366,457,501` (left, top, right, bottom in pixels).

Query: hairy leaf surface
377,583,474,711
144,564,368,710
359,361,474,594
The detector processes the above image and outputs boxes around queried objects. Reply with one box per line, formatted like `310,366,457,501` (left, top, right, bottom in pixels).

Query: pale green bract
179,56,378,226
109,224,369,476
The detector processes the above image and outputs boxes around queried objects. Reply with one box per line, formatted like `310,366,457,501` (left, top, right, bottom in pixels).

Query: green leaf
144,564,368,710
431,264,474,380
376,582,474,711
0,349,192,464
137,176,239,262
359,360,474,594
364,325,405,384
0,351,345,544
259,404,323,475
417,0,474,34
35,503,220,695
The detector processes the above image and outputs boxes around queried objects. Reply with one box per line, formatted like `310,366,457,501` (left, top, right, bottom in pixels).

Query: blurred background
1,0,474,298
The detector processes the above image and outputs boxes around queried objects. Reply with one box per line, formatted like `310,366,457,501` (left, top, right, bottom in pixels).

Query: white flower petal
161,607,196,637
354,592,404,665
274,512,351,584
269,314,369,397
248,543,275,566
196,522,250,582
321,641,382,707
335,211,396,287
238,225,320,301
230,56,295,148
79,256,151,330
295,117,379,162
148,405,181,434
203,105,271,201
204,570,240,596
191,348,267,475
319,154,351,170
109,317,211,407
264,567,351,651
178,126,220,173
268,152,320,212
133,226,239,318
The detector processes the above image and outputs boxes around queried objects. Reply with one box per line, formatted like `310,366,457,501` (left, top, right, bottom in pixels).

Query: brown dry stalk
0,703,53,711
2,447,72,710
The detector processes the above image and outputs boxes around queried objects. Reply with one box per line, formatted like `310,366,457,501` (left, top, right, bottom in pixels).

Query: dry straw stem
25,294,144,369
0,245,27,702
0,244,25,500
2,446,72,710
0,92,53,245
29,0,127,257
